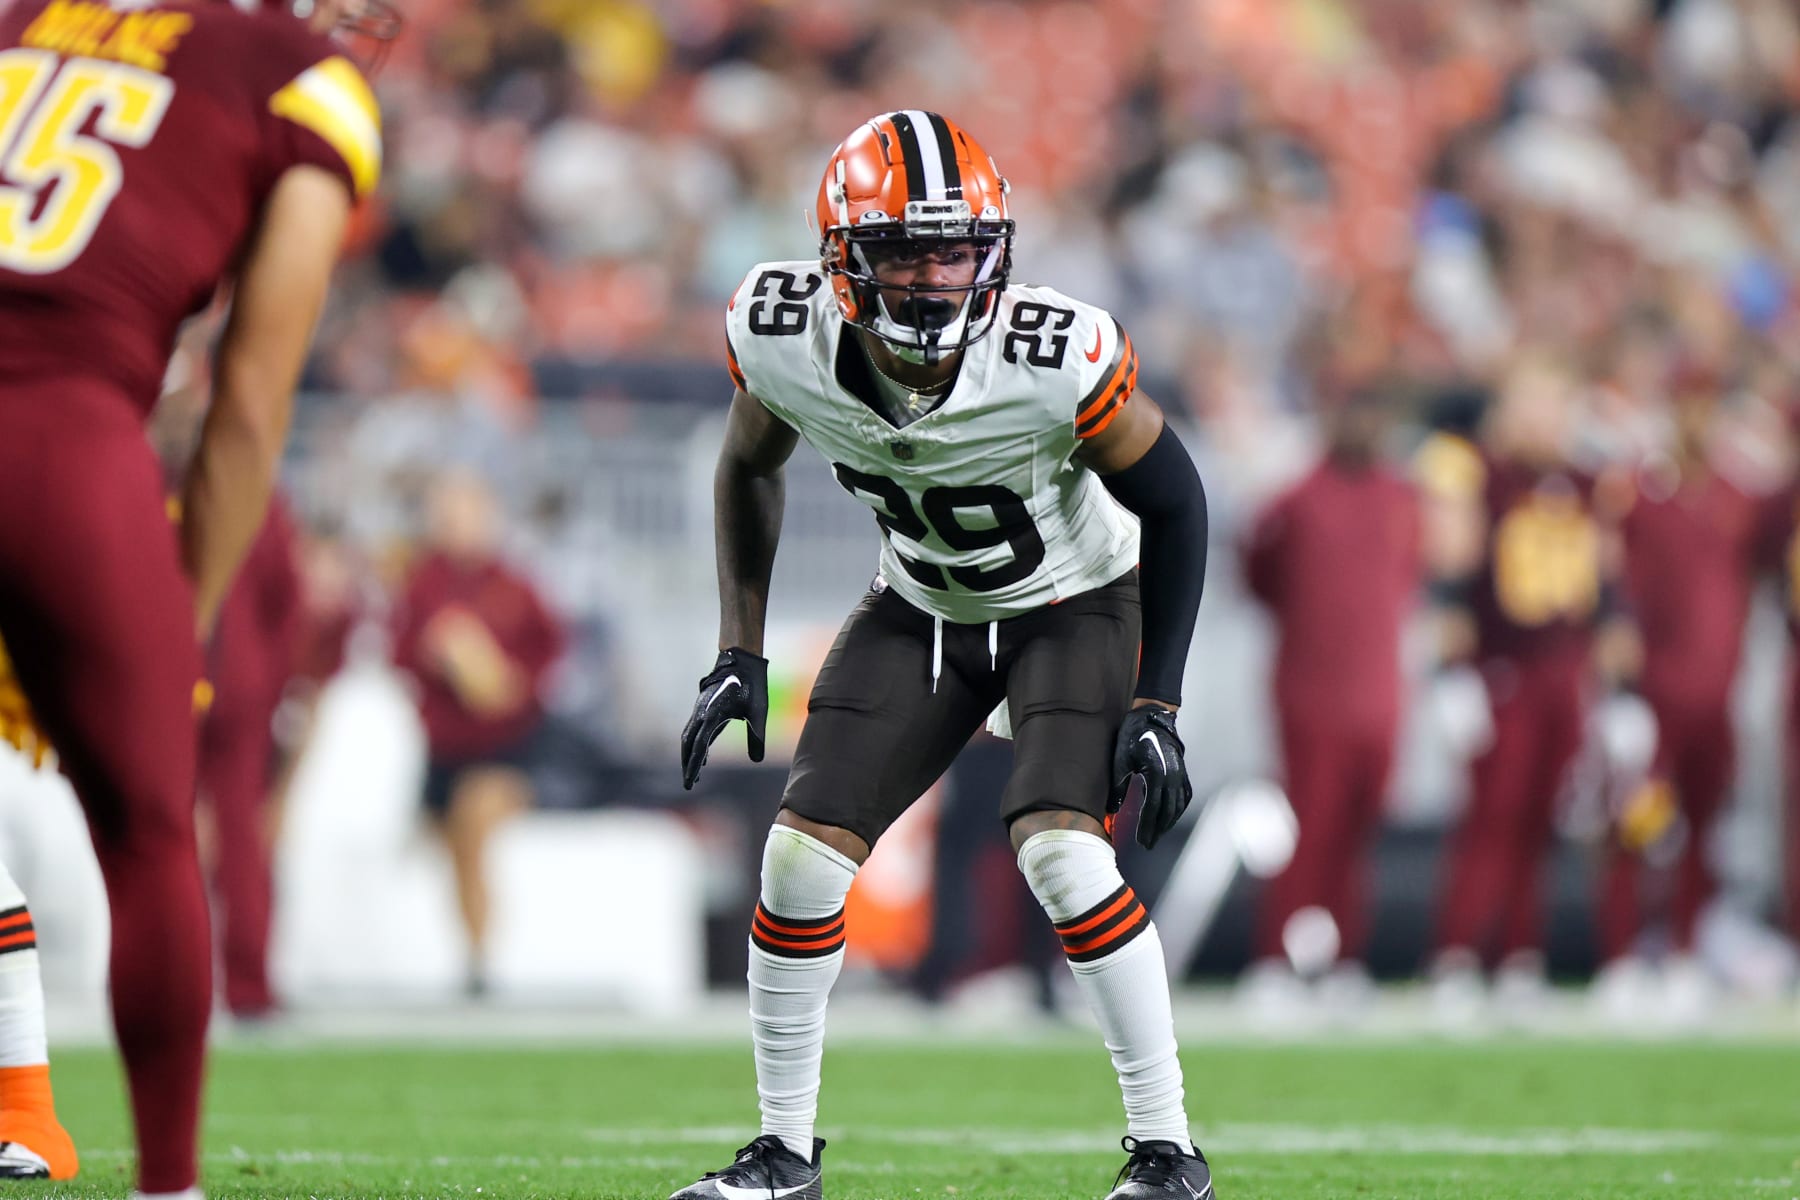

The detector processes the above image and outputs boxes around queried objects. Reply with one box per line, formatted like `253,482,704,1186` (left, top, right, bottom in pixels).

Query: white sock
749,826,857,1162
0,858,47,1069
130,1190,204,1200
1018,829,1192,1151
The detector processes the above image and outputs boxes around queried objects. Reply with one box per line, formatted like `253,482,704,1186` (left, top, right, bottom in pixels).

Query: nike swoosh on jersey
1138,730,1167,773
715,1177,817,1200
1085,327,1104,362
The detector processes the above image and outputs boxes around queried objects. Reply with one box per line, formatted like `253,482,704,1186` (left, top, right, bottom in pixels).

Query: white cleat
0,1142,49,1180
1588,955,1659,1029
1492,951,1554,1028
1660,955,1721,1030
1427,950,1488,1035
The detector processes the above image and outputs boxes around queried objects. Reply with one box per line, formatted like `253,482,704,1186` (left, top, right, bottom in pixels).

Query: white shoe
1236,957,1315,1030
1317,960,1377,1025
0,1142,49,1180
1427,950,1488,1033
1588,955,1659,1029
1660,955,1719,1030
1492,951,1553,1028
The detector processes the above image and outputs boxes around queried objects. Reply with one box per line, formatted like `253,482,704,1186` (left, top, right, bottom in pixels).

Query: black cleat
0,1142,49,1179
1103,1137,1213,1200
670,1134,825,1200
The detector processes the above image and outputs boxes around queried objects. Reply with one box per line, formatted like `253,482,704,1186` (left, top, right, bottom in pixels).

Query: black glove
680,647,769,789
1110,705,1193,850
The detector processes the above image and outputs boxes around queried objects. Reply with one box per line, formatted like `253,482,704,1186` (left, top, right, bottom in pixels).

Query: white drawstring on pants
929,616,1001,693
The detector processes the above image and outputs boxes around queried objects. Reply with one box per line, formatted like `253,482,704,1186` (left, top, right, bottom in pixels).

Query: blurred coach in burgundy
1600,371,1758,978
1422,353,1638,1005
393,470,564,994
202,494,303,1019
1243,386,1421,983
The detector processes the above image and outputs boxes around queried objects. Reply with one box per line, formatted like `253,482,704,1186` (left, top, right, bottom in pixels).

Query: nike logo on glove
703,674,742,710
1138,730,1167,772
1085,327,1104,362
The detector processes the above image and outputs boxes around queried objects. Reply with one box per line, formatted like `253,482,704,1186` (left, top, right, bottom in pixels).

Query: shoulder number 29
0,49,174,275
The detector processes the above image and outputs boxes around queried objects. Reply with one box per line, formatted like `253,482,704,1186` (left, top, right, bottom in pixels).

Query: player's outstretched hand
680,647,770,789
1110,704,1193,850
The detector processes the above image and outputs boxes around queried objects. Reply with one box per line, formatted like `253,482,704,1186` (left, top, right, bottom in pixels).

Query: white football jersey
725,259,1141,624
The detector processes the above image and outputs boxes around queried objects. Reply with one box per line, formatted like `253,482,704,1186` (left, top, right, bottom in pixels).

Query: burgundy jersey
391,553,565,760
0,0,380,413
1461,448,1613,665
1622,468,1758,711
1243,458,1421,731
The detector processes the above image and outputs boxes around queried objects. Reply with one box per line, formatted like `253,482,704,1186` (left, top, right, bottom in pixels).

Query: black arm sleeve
1100,422,1208,706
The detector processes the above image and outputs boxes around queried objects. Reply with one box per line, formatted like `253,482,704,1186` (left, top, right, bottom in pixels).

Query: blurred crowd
301,0,1798,426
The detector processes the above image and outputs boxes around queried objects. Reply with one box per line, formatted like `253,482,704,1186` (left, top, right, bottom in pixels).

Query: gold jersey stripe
267,55,381,197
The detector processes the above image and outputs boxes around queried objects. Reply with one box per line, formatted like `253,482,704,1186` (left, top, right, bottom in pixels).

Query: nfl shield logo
890,441,915,461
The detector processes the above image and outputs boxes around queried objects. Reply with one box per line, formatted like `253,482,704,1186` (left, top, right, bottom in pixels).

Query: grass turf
31,1038,1800,1199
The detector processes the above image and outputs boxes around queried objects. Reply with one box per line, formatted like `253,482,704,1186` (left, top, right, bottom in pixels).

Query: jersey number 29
834,464,1047,593
0,50,173,274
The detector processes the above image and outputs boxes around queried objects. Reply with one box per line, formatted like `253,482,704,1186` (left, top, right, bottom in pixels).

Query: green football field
31,1037,1800,1199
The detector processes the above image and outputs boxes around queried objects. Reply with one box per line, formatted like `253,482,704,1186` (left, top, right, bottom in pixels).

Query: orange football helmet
816,110,1013,364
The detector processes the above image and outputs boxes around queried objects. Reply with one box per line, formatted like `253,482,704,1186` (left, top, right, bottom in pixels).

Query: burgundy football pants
1257,707,1395,963
1436,659,1585,965
1596,698,1734,959
200,697,278,1016
1786,668,1800,942
0,386,210,1194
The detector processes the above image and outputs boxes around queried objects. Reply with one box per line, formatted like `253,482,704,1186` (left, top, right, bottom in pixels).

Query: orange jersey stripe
1077,330,1136,424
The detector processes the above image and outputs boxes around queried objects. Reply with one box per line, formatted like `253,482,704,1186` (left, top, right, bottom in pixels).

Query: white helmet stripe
902,108,946,198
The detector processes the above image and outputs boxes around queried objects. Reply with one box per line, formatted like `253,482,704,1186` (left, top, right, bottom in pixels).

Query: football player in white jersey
677,111,1212,1200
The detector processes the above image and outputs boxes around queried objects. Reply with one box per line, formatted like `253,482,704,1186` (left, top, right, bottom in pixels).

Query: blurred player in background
1420,352,1640,1022
1241,383,1421,1009
679,112,1212,1200
391,469,564,997
200,497,303,1021
1757,410,1800,955
0,0,389,1191
1595,368,1759,1020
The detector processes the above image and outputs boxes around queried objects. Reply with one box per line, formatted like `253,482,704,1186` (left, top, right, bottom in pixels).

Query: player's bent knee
774,808,871,866
754,825,859,961
1007,808,1105,855
1017,827,1154,965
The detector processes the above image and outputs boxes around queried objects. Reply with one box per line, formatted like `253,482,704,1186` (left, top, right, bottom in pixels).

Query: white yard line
73,1123,1800,1166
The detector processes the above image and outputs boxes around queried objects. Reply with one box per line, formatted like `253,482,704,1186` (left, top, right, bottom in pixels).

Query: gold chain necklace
866,350,953,414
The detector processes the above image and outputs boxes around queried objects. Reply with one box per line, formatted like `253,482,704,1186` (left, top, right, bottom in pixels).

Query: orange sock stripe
1061,901,1148,957
1054,884,1135,938
752,904,845,938
751,904,847,959
0,914,30,936
752,915,845,949
0,930,36,954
